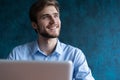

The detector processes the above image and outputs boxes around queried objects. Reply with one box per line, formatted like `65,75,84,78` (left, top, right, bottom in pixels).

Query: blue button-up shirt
8,40,94,80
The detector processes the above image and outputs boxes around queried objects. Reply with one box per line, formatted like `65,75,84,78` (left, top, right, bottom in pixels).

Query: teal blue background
0,0,120,80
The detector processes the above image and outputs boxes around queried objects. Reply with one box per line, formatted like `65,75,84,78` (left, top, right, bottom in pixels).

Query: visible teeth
50,27,56,29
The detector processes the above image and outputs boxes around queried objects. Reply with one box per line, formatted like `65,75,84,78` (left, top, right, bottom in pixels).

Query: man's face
32,5,61,38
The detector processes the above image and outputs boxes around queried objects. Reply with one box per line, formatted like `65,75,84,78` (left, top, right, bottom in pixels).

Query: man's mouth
50,26,57,30
48,25,58,30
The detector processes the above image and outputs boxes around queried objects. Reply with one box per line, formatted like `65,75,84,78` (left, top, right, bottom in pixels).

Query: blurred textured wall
0,0,120,80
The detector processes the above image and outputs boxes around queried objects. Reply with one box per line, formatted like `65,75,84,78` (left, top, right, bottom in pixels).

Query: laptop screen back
0,60,73,80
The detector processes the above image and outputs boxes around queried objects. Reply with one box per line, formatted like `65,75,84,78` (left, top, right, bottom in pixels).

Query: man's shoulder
13,41,36,51
8,41,37,60
59,41,82,52
59,41,84,59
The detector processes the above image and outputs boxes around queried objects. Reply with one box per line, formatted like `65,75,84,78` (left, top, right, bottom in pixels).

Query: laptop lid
0,60,73,80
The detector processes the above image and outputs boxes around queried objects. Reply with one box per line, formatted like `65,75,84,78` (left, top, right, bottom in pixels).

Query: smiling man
31,3,61,55
8,0,95,80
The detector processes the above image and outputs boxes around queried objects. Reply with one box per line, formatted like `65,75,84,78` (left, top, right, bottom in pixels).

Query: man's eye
41,16,48,19
54,14,59,18
41,16,47,19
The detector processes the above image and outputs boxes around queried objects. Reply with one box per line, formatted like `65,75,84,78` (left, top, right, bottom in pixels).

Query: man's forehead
39,5,59,15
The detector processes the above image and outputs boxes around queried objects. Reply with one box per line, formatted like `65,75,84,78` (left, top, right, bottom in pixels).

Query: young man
8,0,95,80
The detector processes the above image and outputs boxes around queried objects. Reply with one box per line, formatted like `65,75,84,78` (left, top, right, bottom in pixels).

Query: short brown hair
29,0,59,22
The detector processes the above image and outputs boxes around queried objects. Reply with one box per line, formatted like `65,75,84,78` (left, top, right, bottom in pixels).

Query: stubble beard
40,31,60,38
38,26,60,38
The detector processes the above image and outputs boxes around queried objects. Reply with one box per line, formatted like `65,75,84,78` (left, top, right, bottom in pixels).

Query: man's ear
32,22,37,29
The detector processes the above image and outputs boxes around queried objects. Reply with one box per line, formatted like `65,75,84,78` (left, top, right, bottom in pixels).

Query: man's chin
41,34,59,38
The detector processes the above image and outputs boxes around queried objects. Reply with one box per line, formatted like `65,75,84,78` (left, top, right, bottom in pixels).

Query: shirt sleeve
73,49,95,80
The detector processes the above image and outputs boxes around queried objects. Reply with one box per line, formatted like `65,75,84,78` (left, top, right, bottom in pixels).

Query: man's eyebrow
40,12,59,17
53,13,59,15
41,14,49,16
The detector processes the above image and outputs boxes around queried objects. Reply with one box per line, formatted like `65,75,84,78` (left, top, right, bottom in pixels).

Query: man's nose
50,16,56,24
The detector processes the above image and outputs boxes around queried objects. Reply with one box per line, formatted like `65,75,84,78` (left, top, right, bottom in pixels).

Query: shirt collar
53,40,63,55
31,40,63,55
31,40,40,55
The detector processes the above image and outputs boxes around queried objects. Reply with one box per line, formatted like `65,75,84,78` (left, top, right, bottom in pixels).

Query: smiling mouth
48,25,58,30
50,26,57,30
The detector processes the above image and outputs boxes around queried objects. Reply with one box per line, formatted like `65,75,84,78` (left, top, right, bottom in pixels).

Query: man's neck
38,37,58,55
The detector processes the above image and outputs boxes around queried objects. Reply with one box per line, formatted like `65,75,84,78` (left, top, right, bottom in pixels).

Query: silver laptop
0,60,73,80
